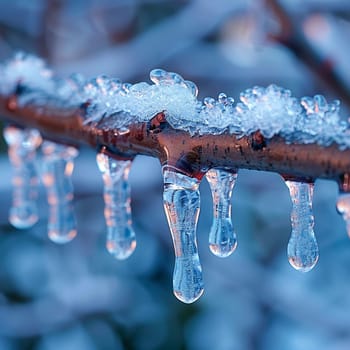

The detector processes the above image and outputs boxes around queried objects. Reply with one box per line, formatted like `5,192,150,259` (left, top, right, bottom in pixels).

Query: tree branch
1,92,350,187
266,0,350,109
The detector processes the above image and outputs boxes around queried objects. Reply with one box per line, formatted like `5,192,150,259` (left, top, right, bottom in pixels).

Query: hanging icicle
96,152,136,260
284,180,319,272
336,174,350,237
3,126,42,229
163,167,203,303
205,168,238,257
41,141,78,244
336,192,350,237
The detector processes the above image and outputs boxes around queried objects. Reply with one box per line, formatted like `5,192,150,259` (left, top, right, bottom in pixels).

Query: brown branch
1,93,350,189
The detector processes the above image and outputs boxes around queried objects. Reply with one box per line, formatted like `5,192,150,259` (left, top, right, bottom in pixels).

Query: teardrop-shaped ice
41,141,78,244
96,152,136,260
163,168,204,303
206,169,238,257
3,126,42,229
285,180,319,272
336,192,350,237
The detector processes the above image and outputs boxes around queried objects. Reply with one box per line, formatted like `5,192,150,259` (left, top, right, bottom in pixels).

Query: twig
1,92,350,186
266,0,350,109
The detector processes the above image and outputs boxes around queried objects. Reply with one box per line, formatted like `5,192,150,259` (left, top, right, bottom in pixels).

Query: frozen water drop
3,126,42,229
204,97,216,108
314,94,327,113
96,152,136,260
163,168,204,303
218,93,228,105
301,96,315,115
169,72,184,84
41,141,78,244
336,192,350,238
206,169,238,257
184,80,198,97
285,180,319,272
150,69,167,85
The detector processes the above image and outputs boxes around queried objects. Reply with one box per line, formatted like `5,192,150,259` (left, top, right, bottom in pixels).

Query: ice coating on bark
1,53,350,149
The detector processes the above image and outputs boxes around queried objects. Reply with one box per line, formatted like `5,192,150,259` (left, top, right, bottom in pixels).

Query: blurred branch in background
266,0,350,108
1,1,350,350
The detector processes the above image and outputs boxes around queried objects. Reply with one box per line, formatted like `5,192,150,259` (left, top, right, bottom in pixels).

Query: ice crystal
0,52,54,95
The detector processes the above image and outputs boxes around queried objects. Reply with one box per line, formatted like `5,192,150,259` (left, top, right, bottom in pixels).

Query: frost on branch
1,53,350,303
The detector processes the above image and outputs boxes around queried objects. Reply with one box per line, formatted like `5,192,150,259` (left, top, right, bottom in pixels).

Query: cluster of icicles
4,125,350,303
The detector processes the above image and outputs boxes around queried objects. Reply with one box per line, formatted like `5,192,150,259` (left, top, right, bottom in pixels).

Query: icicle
3,126,42,229
41,141,78,244
285,180,319,272
336,192,350,237
96,152,136,260
163,167,203,303
205,169,238,257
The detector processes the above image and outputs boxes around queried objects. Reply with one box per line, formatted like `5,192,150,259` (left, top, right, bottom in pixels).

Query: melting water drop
206,169,238,257
336,192,350,237
3,126,42,229
96,153,136,260
163,168,204,303
285,180,319,272
41,141,78,244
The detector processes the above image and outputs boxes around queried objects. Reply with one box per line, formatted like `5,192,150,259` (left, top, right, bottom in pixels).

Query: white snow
1,53,350,149
0,52,54,95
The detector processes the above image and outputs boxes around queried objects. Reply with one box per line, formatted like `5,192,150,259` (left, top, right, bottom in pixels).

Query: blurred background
1,0,350,349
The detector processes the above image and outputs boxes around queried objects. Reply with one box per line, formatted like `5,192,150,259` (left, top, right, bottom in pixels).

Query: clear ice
3,126,42,229
336,192,350,237
162,168,204,303
41,141,78,244
205,168,238,257
96,152,136,260
285,180,319,272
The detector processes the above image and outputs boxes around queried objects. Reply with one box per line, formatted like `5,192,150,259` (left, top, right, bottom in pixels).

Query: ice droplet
218,93,228,105
285,180,319,272
204,97,216,108
163,168,204,303
96,152,136,260
41,141,78,244
206,169,238,257
3,126,42,228
336,192,350,237
149,69,167,85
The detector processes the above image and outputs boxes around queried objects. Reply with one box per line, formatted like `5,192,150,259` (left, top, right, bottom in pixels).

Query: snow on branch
1,53,350,180
1,52,350,303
